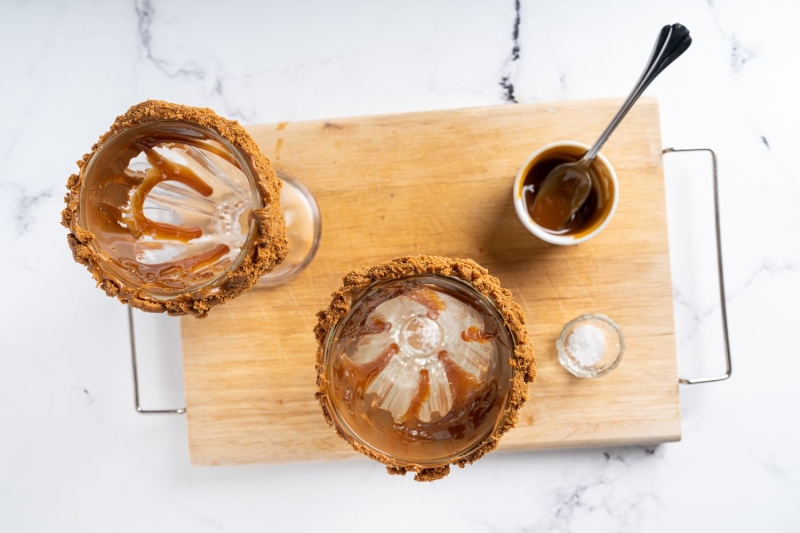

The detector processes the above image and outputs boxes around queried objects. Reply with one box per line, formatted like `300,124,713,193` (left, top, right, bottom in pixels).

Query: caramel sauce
129,243,231,283
461,325,495,343
363,317,392,335
406,287,447,319
520,149,615,236
332,348,503,454
88,139,214,242
400,369,431,425
79,122,254,297
334,343,399,407
327,277,513,466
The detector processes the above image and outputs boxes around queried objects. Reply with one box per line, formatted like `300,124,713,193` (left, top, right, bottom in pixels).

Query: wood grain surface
181,97,680,466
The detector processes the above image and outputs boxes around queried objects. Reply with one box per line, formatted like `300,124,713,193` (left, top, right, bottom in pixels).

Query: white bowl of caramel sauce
314,256,535,482
513,141,619,245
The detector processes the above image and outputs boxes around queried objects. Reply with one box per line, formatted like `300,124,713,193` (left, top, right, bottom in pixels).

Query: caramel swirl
78,121,253,296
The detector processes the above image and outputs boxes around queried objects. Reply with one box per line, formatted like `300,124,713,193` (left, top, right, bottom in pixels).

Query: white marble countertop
2,0,798,531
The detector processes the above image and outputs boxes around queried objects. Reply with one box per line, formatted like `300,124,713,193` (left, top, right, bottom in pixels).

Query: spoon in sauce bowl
531,23,692,232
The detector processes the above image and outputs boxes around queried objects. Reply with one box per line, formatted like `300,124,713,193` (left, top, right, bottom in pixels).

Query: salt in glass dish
557,314,624,378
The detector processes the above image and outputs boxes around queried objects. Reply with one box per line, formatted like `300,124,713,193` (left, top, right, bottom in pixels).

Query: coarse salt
566,324,606,367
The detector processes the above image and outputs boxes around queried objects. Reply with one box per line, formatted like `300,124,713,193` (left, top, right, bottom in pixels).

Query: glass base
258,173,321,287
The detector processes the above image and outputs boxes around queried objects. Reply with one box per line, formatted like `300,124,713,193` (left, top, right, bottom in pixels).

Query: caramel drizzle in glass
89,133,248,289
332,287,504,449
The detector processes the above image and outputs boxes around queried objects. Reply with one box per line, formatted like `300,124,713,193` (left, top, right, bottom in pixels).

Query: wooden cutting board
180,97,680,466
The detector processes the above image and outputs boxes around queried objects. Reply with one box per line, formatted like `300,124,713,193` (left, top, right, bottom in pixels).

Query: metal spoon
531,23,692,232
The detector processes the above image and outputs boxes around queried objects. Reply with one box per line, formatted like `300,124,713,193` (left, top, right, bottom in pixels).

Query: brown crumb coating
61,100,288,318
314,255,536,481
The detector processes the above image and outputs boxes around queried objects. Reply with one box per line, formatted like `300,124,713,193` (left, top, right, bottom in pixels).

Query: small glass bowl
557,314,624,378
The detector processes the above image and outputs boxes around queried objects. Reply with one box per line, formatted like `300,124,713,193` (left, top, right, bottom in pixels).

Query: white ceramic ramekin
513,141,619,246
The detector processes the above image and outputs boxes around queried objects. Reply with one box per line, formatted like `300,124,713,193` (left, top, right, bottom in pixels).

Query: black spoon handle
583,23,692,163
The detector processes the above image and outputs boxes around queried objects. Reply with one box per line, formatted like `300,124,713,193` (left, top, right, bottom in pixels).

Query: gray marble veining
0,0,798,531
